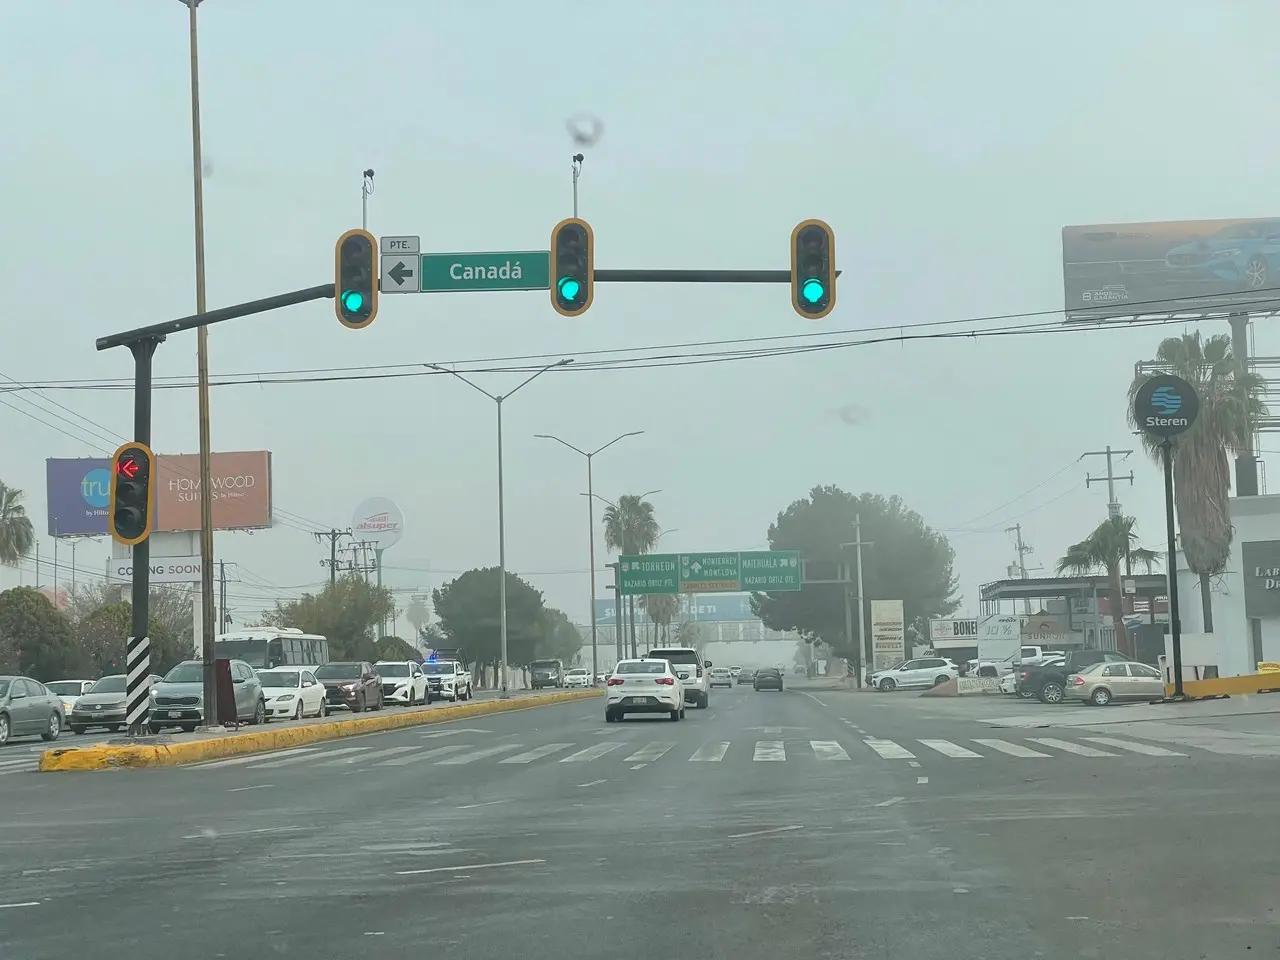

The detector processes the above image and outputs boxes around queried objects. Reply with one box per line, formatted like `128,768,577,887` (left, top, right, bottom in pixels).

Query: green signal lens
800,278,826,304
558,277,582,302
341,290,366,313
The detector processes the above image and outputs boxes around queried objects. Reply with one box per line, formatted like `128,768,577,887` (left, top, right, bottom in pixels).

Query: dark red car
313,661,383,713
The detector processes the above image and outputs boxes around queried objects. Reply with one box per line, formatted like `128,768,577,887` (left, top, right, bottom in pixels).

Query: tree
375,636,421,661
536,607,584,664
602,493,661,656
1128,331,1265,631
753,487,959,666
66,583,196,677
0,587,80,680
0,481,35,568
260,574,397,660
1057,516,1159,658
640,593,680,643
674,620,702,647
431,567,546,667
405,595,430,639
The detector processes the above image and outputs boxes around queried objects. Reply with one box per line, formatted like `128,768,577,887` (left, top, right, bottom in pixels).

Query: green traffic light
558,277,582,302
341,289,366,313
800,278,826,304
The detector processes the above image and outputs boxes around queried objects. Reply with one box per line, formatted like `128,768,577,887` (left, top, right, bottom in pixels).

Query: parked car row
1004,650,1165,705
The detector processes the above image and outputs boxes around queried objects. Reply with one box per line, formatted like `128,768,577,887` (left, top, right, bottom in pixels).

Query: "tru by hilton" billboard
45,451,273,537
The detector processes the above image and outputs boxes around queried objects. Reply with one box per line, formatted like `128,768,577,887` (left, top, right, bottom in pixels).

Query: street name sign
420,250,550,293
617,550,803,596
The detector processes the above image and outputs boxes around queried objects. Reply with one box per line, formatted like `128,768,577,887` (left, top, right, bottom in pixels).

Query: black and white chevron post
125,634,151,734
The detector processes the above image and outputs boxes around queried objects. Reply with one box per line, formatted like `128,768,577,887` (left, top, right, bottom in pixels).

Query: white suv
646,647,712,709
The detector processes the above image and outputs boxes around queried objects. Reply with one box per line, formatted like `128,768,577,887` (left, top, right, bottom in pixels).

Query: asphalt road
2,681,1277,958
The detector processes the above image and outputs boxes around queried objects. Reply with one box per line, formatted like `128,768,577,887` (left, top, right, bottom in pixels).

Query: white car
646,646,712,709
257,667,328,720
564,668,591,688
44,679,95,716
708,667,733,689
376,661,431,706
422,660,472,701
605,659,685,722
868,657,960,692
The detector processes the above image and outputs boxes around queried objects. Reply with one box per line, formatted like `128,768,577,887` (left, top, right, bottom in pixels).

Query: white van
646,646,712,709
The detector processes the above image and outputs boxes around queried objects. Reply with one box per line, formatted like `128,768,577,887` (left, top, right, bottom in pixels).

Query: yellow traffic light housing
791,219,836,320
550,218,594,317
109,441,156,546
335,228,379,329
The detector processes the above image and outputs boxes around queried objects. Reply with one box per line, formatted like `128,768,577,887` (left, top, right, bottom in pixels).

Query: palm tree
405,596,429,642
1057,516,1159,657
1128,332,1265,630
640,593,680,643
0,481,35,568
602,494,661,656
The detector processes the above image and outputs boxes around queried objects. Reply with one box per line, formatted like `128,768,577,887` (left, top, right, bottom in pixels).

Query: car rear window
648,649,698,665
617,662,666,675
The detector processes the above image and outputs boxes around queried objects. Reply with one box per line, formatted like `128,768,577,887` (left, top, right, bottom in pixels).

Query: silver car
0,677,66,745
149,659,266,733
69,674,163,734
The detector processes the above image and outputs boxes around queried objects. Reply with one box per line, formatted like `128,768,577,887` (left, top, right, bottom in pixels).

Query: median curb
38,689,602,772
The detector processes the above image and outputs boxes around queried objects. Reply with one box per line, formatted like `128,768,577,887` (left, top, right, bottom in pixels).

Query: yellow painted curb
39,689,602,772
1165,674,1280,700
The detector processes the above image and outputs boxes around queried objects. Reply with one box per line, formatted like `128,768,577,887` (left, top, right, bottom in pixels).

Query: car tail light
607,677,624,686
1019,671,1030,680
655,677,675,686
1071,676,1085,686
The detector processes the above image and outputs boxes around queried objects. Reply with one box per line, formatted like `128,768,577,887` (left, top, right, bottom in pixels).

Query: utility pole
218,559,228,631
840,515,873,685
1006,523,1034,615
1082,446,1134,519
315,528,352,586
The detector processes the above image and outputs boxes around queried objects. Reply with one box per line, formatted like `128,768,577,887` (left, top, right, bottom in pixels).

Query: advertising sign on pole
977,613,1021,664
869,599,905,671
352,497,405,550
1062,217,1280,322
106,555,240,585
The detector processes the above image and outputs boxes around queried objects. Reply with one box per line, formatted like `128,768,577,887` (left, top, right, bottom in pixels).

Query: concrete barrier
956,676,1003,696
39,689,601,772
920,678,958,697
1166,674,1280,701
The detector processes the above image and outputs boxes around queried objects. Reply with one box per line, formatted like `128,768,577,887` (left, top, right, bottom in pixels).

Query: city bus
213,628,330,670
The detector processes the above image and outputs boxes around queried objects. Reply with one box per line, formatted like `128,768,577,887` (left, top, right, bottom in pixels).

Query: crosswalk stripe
810,740,850,761
501,743,574,764
379,744,471,766
192,747,320,769
559,742,625,763
318,745,423,766
1027,737,1117,757
918,739,982,758
438,744,524,765
1081,736,1188,757
625,743,675,763
864,738,916,760
972,738,1052,758
689,741,729,762
754,741,786,761
250,746,367,769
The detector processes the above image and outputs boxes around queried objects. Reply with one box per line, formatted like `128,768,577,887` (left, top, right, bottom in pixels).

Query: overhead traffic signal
109,441,155,546
550,217,594,317
790,219,836,320
335,228,379,329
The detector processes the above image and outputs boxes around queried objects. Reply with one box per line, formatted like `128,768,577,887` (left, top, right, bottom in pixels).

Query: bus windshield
214,638,269,668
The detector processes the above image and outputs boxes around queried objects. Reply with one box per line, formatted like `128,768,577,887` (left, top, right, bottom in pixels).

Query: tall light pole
534,430,644,684
428,359,572,698
179,0,218,727
581,489,662,657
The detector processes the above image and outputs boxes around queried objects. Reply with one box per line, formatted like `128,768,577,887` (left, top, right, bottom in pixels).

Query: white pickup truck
967,646,1065,677
422,659,473,701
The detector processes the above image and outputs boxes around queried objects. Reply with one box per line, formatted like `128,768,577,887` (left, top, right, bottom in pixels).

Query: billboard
594,593,756,624
929,617,978,647
870,599,905,671
1062,217,1280,321
353,497,405,551
46,451,272,536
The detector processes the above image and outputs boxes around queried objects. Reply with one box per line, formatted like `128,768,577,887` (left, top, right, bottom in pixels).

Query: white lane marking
916,776,928,784
810,740,851,761
972,738,1052,758
0,902,40,909
727,824,803,839
864,738,916,760
918,739,982,758
419,730,470,739
1027,738,1118,757
907,760,921,768
802,693,827,706
875,796,905,807
319,745,423,766
689,741,730,762
631,764,647,769
560,742,626,763
247,746,366,769
456,799,511,810
578,779,608,787
190,746,320,769
624,742,675,763
437,744,524,765
500,743,574,764
1081,736,1188,757
761,727,783,735
395,858,546,876
227,783,273,793
753,741,786,761
379,744,471,766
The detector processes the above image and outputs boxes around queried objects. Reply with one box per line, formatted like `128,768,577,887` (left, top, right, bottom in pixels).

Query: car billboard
46,451,273,536
1062,217,1280,321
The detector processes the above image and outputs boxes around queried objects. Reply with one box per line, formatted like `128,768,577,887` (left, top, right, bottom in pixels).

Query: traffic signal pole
125,337,161,737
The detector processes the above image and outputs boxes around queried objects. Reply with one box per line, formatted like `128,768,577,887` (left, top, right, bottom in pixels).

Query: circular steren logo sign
1133,373,1200,438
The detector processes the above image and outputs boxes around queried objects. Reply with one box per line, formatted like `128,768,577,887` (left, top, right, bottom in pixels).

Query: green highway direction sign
617,550,802,596
379,238,551,294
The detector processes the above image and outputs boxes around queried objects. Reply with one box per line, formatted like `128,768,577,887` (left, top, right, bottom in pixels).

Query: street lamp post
534,431,644,685
428,360,572,698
